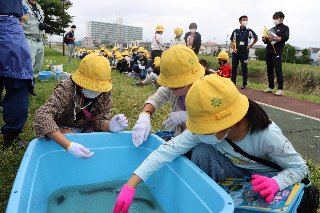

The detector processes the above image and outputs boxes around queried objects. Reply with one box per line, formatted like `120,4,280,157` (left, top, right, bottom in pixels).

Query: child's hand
67,142,94,159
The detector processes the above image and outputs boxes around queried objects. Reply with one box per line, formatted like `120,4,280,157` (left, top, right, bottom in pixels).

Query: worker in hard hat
151,25,165,61
170,27,185,47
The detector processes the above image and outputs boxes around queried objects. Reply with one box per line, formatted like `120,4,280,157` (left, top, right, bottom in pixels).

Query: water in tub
47,180,165,213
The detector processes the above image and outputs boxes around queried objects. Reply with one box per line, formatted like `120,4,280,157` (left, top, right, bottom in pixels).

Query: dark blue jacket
0,0,23,18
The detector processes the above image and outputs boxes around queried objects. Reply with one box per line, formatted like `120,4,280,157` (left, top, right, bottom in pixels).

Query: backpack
63,34,68,44
297,178,319,213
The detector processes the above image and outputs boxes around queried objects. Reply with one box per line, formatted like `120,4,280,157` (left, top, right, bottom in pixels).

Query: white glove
109,114,129,132
138,64,145,70
162,111,187,129
67,142,94,159
132,112,151,147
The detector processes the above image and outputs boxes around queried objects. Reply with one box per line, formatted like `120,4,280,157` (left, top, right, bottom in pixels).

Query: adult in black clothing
230,15,258,89
262,11,289,96
184,22,201,54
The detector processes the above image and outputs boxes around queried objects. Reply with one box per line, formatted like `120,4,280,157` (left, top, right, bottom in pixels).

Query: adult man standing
230,15,258,89
0,0,33,147
262,11,289,96
66,25,76,63
22,0,45,76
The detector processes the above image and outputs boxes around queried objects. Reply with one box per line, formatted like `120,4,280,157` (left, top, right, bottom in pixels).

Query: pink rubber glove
113,184,136,213
251,174,279,203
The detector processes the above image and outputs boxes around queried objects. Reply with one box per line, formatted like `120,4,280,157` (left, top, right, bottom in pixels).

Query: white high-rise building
86,21,143,43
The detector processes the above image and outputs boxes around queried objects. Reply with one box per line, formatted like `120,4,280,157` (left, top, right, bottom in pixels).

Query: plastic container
54,70,63,80
6,132,234,213
57,72,70,81
38,71,52,81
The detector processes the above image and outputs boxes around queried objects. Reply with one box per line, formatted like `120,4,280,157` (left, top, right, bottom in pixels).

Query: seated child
33,54,128,159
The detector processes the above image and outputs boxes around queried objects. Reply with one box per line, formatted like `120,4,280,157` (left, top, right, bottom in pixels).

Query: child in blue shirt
113,75,308,212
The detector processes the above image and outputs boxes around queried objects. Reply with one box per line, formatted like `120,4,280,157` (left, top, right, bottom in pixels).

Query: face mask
190,29,196,34
82,88,101,99
213,129,231,142
273,19,280,25
218,61,223,65
172,86,189,96
133,51,137,54
241,21,248,27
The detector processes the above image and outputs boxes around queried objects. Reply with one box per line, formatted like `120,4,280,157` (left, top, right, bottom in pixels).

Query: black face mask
218,61,223,65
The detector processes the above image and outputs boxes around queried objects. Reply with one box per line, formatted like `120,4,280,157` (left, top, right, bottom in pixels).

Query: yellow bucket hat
154,56,161,62
71,54,112,92
158,45,204,88
186,74,249,134
154,60,160,68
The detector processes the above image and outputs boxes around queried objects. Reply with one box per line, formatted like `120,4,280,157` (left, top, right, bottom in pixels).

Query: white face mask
241,21,248,27
82,88,101,99
190,29,196,34
273,19,280,25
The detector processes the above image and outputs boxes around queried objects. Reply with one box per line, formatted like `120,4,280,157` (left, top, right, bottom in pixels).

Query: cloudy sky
66,0,319,48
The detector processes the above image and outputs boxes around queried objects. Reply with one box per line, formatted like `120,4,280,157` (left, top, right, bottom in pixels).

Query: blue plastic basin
38,71,52,81
6,132,234,213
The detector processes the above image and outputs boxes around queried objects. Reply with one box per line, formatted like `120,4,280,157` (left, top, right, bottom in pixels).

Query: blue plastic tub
38,71,52,81
6,132,234,213
54,70,63,80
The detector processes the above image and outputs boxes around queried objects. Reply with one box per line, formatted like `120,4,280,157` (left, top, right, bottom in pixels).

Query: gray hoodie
22,0,44,41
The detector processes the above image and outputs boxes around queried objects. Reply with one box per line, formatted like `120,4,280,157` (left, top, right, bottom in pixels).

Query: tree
282,43,296,63
255,48,266,61
296,48,311,64
38,0,73,35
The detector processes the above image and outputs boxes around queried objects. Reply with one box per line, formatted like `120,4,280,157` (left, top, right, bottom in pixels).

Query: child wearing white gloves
33,54,128,159
132,45,205,147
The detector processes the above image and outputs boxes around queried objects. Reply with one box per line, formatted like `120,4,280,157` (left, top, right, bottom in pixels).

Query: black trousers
266,54,283,90
231,52,248,86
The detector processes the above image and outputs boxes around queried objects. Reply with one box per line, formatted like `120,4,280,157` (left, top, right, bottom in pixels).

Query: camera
39,23,51,31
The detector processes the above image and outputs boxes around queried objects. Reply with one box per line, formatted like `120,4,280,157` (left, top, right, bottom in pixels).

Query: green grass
199,55,320,102
0,48,319,211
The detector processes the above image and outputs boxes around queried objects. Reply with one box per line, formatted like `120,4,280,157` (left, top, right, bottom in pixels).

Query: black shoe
2,133,28,148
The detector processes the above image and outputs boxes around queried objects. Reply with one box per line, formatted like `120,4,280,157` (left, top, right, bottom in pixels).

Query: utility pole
226,34,229,52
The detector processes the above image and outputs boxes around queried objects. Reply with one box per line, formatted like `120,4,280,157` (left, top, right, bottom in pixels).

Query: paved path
239,87,320,162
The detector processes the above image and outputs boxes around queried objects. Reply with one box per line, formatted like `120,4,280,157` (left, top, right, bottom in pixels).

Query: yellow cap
137,47,145,53
217,51,229,60
112,47,118,52
186,74,249,134
71,54,112,92
154,56,161,62
174,27,183,36
115,52,124,60
158,45,204,88
156,25,165,32
122,51,129,56
154,60,160,68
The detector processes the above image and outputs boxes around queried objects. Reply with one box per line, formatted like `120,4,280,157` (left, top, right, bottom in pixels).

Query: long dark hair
246,99,271,133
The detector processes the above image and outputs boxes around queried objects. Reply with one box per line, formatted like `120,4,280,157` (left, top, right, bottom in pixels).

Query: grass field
0,48,319,211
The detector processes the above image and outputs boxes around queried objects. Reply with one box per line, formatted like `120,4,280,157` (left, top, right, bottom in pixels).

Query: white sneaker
274,90,283,96
262,88,273,93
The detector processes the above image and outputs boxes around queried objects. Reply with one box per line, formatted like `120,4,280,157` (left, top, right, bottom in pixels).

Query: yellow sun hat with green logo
186,74,249,134
71,54,112,92
158,45,204,88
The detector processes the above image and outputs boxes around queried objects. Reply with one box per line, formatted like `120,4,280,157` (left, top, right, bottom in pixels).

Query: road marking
253,100,320,121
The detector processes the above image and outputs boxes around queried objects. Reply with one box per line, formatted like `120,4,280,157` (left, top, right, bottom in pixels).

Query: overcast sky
65,0,319,48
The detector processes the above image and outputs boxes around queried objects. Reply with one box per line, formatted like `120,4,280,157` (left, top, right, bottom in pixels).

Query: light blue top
134,122,308,191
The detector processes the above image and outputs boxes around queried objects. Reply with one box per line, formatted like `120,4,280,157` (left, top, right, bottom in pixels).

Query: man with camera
22,0,45,77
